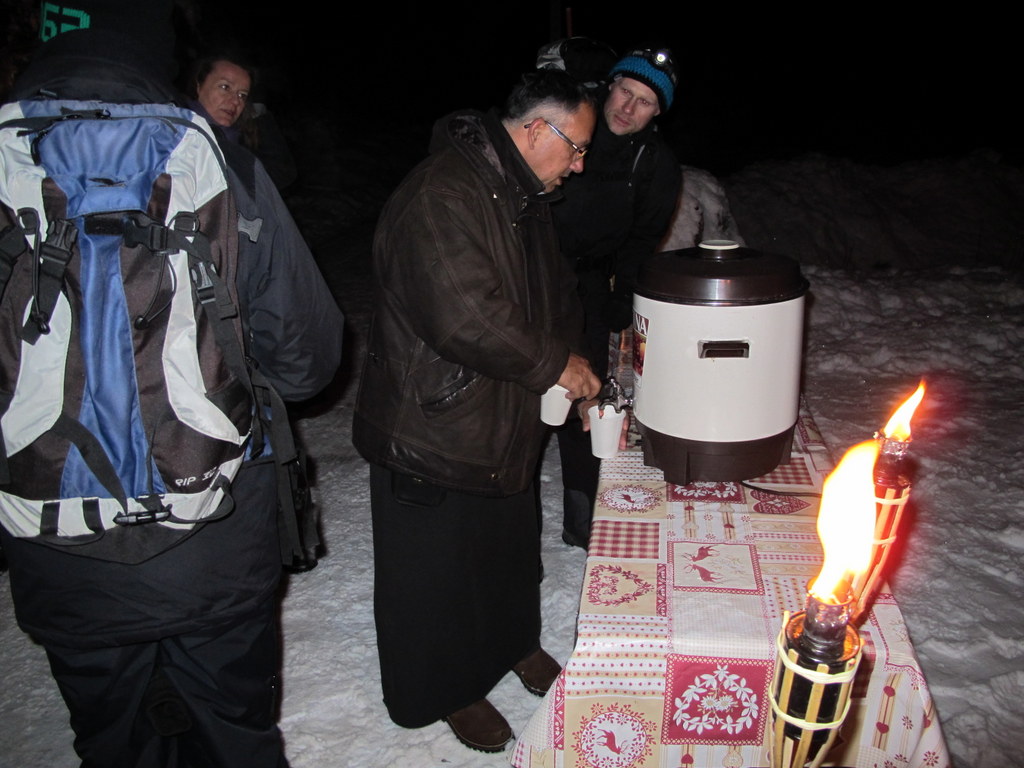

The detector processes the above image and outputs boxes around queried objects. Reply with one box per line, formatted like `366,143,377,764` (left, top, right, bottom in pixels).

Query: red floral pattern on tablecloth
668,481,745,503
586,563,655,608
571,702,657,768
596,483,664,516
662,655,772,745
749,489,812,515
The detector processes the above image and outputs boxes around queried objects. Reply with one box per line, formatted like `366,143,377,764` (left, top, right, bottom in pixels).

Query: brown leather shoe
442,699,513,753
512,647,562,696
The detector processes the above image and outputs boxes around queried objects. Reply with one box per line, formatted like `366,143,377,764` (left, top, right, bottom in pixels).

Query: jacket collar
188,98,241,145
480,109,549,201
429,108,566,212
593,115,657,152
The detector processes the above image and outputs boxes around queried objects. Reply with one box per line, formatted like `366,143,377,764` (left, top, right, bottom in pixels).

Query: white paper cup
588,404,626,459
541,384,572,425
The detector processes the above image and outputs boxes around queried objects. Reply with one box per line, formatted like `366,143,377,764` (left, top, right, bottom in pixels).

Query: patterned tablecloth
512,336,949,768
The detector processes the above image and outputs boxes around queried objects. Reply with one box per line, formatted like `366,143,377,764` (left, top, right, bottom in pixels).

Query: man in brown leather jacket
352,70,600,753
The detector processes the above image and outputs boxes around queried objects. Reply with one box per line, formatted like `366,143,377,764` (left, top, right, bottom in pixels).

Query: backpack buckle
190,261,217,305
113,508,171,525
123,214,169,253
172,212,199,234
40,219,78,264
113,494,171,525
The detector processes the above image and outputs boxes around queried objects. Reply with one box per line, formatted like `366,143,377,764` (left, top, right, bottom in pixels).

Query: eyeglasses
540,119,588,158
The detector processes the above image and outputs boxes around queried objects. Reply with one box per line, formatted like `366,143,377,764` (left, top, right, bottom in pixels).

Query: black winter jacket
352,109,586,497
553,117,681,334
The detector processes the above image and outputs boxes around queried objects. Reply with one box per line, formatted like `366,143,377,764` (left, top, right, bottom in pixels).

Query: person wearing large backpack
0,5,343,766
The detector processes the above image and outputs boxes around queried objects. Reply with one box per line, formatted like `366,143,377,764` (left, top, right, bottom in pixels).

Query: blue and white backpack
0,99,293,563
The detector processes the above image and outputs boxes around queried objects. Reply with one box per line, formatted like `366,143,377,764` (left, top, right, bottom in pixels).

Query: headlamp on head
628,48,677,85
608,45,678,112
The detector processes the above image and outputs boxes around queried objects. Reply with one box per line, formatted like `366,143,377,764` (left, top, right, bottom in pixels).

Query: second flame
882,381,926,442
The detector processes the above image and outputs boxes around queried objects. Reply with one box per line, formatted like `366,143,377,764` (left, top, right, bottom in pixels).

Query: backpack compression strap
0,216,31,299
0,217,31,485
0,208,79,344
23,213,78,344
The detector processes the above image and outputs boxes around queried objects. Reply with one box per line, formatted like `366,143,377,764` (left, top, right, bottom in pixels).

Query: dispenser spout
597,376,632,415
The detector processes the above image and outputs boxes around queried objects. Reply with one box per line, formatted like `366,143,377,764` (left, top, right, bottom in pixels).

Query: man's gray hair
500,69,596,125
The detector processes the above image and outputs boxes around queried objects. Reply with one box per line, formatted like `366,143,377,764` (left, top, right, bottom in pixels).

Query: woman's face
196,60,251,127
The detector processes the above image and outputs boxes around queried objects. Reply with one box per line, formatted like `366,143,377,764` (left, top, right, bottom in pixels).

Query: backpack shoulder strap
219,156,320,571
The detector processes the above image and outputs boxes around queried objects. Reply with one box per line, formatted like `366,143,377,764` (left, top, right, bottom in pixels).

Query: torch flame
882,381,926,442
810,440,879,604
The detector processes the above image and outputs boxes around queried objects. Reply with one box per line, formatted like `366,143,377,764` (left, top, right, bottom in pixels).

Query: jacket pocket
391,472,447,507
418,365,485,417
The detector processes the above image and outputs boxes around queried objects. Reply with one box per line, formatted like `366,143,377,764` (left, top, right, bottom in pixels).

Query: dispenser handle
699,340,750,359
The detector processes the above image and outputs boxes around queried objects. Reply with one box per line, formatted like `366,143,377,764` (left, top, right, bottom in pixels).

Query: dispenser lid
636,240,809,306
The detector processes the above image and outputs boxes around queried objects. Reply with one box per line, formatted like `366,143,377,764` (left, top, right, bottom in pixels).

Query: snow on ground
2,125,1022,767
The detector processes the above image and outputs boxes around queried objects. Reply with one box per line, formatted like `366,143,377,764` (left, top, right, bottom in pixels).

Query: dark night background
1,1,1016,175
197,2,1017,177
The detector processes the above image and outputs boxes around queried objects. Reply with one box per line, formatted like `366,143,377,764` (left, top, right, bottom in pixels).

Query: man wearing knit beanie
605,46,678,134
544,42,682,550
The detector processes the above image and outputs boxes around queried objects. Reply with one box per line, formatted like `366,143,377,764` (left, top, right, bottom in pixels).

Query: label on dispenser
632,310,649,378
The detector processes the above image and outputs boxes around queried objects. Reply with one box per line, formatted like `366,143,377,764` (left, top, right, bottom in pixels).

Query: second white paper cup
588,404,626,458
541,384,572,425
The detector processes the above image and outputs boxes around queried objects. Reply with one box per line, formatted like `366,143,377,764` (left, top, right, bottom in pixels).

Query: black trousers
555,418,601,541
556,266,613,542
42,598,288,768
370,464,541,728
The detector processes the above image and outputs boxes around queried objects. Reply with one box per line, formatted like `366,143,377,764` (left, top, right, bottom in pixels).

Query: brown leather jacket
352,109,586,496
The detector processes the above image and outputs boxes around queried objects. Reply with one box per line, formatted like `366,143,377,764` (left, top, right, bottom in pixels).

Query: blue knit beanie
608,47,678,112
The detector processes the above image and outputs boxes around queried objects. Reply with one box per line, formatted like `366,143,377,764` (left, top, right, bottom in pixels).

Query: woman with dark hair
189,52,297,190
192,55,253,130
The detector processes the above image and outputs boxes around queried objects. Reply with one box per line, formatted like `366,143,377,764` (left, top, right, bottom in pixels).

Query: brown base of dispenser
637,422,796,486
